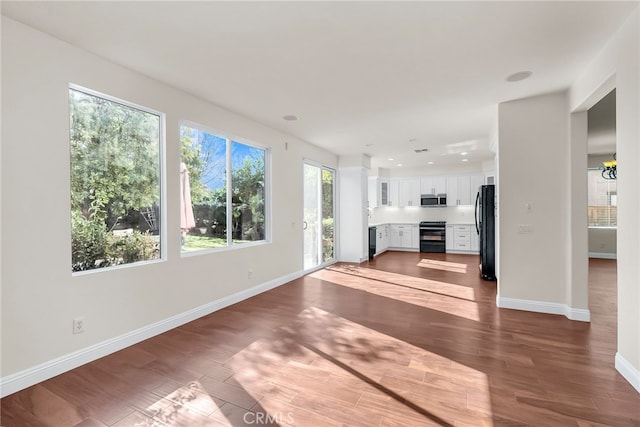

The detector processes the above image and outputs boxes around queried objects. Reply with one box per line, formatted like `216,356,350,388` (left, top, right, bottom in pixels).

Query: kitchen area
366,171,496,280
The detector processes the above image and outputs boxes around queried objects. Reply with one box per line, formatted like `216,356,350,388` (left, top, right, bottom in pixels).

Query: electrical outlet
73,317,86,334
248,269,254,279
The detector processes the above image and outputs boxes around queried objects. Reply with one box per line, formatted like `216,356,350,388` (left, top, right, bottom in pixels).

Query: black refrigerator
475,185,496,281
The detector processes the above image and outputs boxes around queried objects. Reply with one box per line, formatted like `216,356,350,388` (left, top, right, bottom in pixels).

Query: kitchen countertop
368,222,419,227
369,222,475,227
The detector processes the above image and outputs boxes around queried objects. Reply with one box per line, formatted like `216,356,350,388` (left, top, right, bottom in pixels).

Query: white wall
567,111,589,313
497,92,570,305
0,17,337,387
571,8,640,391
588,228,617,256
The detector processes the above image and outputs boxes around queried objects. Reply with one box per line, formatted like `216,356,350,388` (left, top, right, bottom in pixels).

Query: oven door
419,226,446,252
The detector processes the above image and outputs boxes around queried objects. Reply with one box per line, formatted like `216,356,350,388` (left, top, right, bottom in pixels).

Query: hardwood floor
2,253,638,426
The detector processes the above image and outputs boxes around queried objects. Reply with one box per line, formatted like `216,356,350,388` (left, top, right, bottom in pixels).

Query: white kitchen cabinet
390,225,402,247
485,171,496,185
399,178,420,207
471,175,485,200
380,179,390,206
411,225,419,249
389,224,416,249
471,226,479,251
420,176,446,195
445,225,454,251
453,225,471,250
446,176,461,206
376,224,389,255
447,174,484,206
383,224,389,250
388,178,400,207
446,224,479,253
368,177,390,207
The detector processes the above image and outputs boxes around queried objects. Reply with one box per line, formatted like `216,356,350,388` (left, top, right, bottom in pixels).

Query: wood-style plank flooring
2,253,639,426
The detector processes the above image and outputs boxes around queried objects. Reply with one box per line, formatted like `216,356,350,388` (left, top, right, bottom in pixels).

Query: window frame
69,84,167,275
587,167,617,229
179,120,271,257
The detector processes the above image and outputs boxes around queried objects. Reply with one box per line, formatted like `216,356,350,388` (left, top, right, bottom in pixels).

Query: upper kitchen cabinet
368,177,390,207
447,174,485,206
388,178,399,207
399,178,420,207
420,176,446,195
390,178,420,207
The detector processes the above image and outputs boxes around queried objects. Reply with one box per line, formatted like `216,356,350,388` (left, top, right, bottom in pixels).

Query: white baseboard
616,352,640,393
615,352,640,393
0,270,303,398
589,252,617,259
496,296,591,322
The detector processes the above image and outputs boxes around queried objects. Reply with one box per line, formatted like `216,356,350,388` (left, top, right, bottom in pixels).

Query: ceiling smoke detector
506,71,532,82
414,148,429,153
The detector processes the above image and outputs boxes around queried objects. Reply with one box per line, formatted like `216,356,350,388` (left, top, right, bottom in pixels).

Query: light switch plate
518,224,533,234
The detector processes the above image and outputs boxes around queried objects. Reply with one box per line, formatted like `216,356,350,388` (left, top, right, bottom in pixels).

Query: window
69,87,162,272
180,123,268,253
587,168,617,227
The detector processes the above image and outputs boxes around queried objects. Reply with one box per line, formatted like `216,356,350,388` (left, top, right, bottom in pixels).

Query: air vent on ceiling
414,148,429,153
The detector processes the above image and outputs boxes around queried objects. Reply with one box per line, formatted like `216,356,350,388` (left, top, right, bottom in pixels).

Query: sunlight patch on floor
228,306,493,426
325,264,476,301
417,258,468,274
312,268,481,321
136,380,226,425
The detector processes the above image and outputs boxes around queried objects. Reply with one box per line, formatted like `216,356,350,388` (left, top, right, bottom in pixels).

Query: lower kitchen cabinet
446,224,479,253
446,225,454,251
375,224,389,255
389,224,418,250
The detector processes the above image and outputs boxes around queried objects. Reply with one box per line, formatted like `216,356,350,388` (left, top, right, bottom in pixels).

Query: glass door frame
303,160,337,272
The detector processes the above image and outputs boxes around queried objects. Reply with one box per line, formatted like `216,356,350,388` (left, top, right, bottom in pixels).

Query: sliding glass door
304,162,335,270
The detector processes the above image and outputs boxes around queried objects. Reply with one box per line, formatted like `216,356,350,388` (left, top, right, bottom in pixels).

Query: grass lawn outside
182,234,252,252
182,234,226,252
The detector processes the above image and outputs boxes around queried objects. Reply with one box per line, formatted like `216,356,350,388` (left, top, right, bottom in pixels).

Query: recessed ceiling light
397,163,403,167
506,71,532,82
462,158,469,162
388,158,394,161
282,114,299,121
460,152,468,155
427,161,434,165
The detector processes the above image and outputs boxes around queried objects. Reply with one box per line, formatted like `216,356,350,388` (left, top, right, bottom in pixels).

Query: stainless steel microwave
420,193,447,207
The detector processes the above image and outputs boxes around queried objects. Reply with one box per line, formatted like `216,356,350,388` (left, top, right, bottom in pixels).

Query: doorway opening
587,89,617,260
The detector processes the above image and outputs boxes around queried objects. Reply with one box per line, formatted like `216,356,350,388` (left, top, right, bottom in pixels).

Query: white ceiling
2,1,637,169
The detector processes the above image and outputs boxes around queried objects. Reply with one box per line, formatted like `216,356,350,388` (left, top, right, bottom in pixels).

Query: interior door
304,162,335,270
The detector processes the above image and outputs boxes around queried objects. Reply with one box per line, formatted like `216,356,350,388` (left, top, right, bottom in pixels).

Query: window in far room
587,168,617,227
180,122,268,253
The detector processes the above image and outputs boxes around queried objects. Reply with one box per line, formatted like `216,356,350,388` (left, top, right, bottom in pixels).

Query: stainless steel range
419,221,446,253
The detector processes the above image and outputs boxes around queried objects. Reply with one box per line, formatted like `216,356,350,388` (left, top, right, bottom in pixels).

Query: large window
587,168,617,227
69,87,162,272
180,123,268,253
